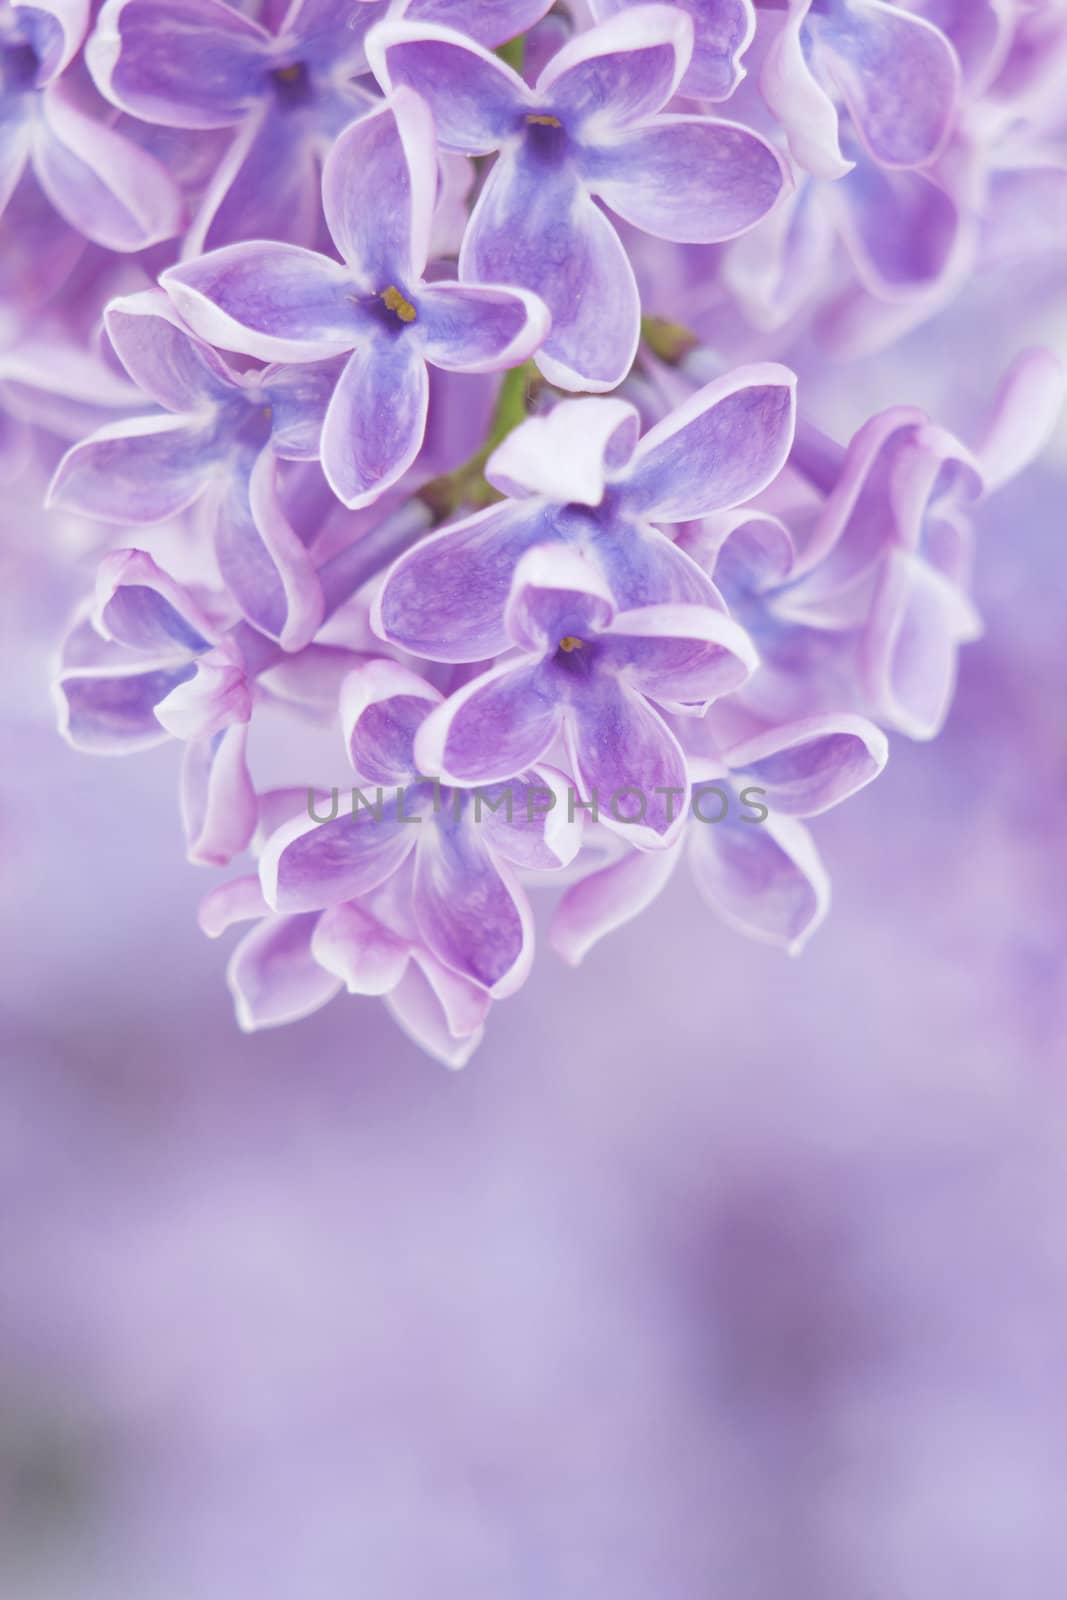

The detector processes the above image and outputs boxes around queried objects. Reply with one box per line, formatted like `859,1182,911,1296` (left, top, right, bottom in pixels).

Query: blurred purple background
3,292,1067,1596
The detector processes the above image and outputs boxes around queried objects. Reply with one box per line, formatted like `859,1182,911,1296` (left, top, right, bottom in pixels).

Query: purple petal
461,149,639,391
687,810,829,954
416,660,560,784
18,0,90,81
595,523,722,611
862,548,979,740
87,0,270,128
586,116,785,244
228,913,342,1031
186,104,324,256
366,21,527,153
104,290,235,411
373,499,552,662
154,648,252,740
406,0,555,48
385,957,486,1068
215,449,325,651
760,1,851,181
285,0,378,70
538,5,692,130
260,804,419,914
687,510,796,596
161,242,357,362
181,723,257,866
263,357,344,460
649,0,754,101
0,112,31,216
322,88,435,288
0,164,86,306
504,543,617,653
550,839,681,965
719,714,888,816
32,83,184,250
814,0,961,169
92,548,214,655
590,0,754,102
975,348,1065,493
609,603,757,711
198,874,270,938
415,280,549,373
320,334,429,508
310,900,411,995
566,678,690,847
837,158,963,298
48,414,219,524
57,659,196,753
485,396,640,504
413,820,532,994
620,364,796,522
477,765,582,870
340,658,440,784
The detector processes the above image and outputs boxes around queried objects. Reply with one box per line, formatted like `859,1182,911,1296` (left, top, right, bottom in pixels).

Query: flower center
381,285,417,325
1,38,39,92
269,61,311,108
523,112,568,165
558,635,584,652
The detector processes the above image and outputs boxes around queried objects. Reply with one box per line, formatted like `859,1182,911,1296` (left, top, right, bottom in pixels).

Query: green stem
495,35,526,74
418,361,542,522
641,314,699,367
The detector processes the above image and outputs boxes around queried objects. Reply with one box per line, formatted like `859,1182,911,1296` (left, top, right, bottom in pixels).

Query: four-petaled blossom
368,5,787,388
591,0,756,101
48,291,339,650
87,0,555,251
375,365,798,660
414,545,758,847
760,0,961,181
259,658,582,994
551,710,888,962
0,0,181,280
161,90,550,509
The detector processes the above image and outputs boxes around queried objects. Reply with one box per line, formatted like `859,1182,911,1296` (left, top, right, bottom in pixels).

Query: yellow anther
558,635,584,653
527,113,562,127
382,285,417,323
274,63,303,82
261,404,273,422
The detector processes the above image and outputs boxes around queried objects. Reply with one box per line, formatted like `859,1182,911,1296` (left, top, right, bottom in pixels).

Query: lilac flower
375,365,797,661
367,6,787,389
86,0,553,252
0,0,182,274
551,710,887,962
412,545,757,847
48,290,339,650
590,0,757,101
160,90,549,508
257,657,581,995
759,0,961,182
771,351,1063,738
199,845,493,1067
52,547,264,862
679,349,1065,740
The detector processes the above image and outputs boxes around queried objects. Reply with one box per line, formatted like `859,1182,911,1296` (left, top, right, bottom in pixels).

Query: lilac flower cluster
4,0,1062,1064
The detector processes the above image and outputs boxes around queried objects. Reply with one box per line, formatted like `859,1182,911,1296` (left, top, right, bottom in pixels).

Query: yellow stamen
274,63,303,82
558,635,584,653
527,113,562,127
261,404,273,422
382,285,417,324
